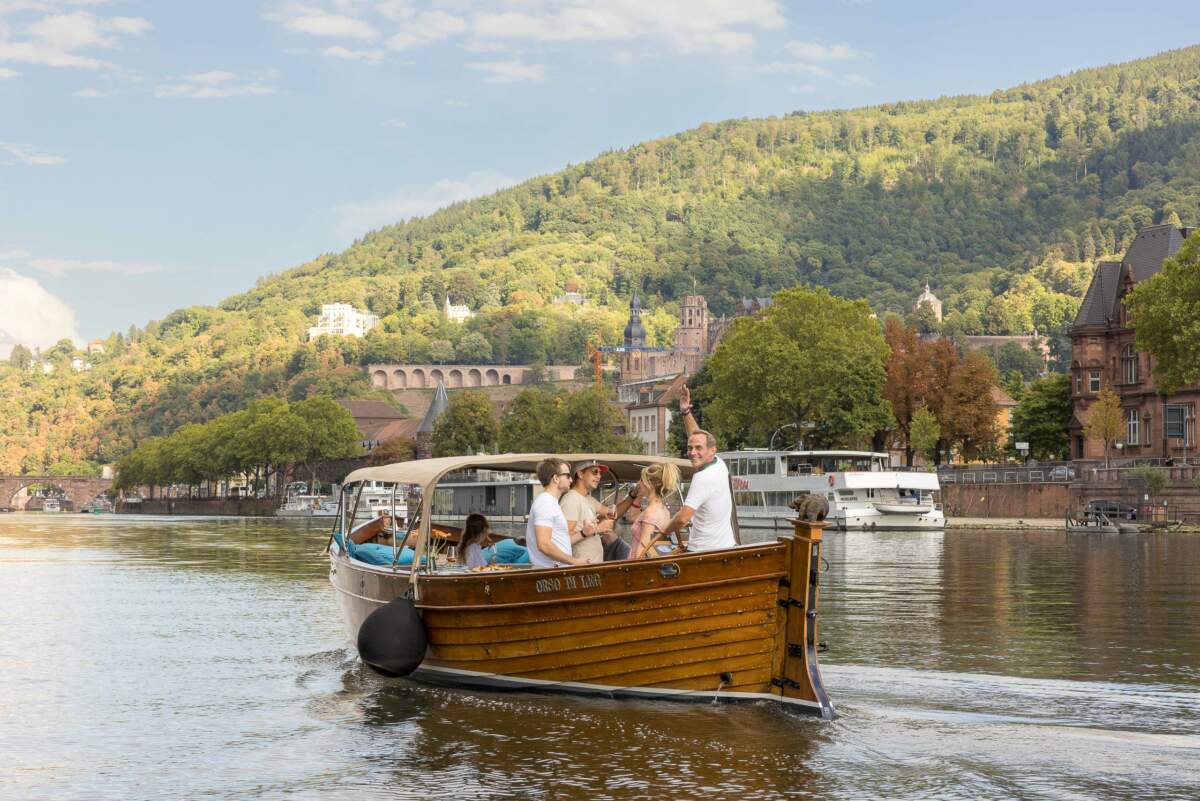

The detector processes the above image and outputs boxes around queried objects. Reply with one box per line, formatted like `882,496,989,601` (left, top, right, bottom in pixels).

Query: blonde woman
629,462,680,559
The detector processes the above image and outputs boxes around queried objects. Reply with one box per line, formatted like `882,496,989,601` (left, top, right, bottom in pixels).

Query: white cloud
155,70,280,99
28,257,162,276
472,0,784,53
275,7,380,40
0,141,65,165
0,67,18,78
0,247,31,260
323,44,384,62
0,10,151,71
785,41,865,62
466,59,544,83
335,170,514,237
72,86,108,96
381,118,407,128
0,267,81,355
387,10,466,50
444,98,466,107
843,73,872,87
756,61,832,78
266,1,782,57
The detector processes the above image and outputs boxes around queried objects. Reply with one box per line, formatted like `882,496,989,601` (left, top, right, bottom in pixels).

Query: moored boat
723,449,944,531
41,498,62,513
328,453,835,718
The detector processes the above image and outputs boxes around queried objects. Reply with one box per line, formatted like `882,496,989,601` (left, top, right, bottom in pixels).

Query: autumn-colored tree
883,318,937,464
942,350,1000,462
368,436,414,466
1083,389,1123,468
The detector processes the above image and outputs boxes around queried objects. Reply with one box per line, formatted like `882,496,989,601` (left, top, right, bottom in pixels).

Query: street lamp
770,423,801,451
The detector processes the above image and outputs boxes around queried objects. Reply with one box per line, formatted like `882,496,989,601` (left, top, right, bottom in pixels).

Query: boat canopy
345,453,694,535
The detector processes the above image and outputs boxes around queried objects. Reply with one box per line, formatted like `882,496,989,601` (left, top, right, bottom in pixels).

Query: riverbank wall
941,480,1200,524
117,499,278,516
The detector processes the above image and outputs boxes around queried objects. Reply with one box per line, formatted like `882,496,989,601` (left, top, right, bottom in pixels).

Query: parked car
1084,499,1137,520
1049,466,1077,481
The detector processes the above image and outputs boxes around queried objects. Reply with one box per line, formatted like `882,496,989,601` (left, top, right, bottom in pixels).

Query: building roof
1124,224,1192,282
1072,224,1196,330
417,381,450,433
990,386,1017,408
336,400,407,420
370,418,421,443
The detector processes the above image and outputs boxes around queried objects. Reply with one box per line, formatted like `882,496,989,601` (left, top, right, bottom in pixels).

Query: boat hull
737,508,945,531
330,527,833,717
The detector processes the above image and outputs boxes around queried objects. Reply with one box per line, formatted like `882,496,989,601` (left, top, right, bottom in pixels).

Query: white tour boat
722,449,944,531
41,497,62,513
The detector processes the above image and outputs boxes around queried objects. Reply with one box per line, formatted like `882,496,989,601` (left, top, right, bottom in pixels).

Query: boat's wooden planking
415,544,787,694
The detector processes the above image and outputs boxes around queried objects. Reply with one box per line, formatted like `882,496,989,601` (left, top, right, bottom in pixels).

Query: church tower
621,295,648,383
675,294,709,354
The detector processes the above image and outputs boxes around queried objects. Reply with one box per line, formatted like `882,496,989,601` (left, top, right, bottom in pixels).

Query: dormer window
1088,371,1101,393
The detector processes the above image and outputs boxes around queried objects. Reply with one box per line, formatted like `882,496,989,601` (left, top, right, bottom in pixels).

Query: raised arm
679,383,698,437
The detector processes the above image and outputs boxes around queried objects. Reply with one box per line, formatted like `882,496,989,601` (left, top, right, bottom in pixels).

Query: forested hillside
4,45,1200,473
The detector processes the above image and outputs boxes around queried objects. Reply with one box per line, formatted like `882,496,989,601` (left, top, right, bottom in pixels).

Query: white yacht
41,497,62,513
721,449,944,531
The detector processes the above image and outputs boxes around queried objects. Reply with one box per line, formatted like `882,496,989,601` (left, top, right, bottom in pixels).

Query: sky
1,0,1197,353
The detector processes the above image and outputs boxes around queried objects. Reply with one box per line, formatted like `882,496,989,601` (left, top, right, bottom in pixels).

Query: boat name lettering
535,573,602,593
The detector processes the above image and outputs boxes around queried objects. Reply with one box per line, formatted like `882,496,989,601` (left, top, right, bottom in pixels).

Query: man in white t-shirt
526,458,592,568
660,385,736,552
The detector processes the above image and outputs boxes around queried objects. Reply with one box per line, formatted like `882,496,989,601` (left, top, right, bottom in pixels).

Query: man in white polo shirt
659,385,736,551
526,458,592,568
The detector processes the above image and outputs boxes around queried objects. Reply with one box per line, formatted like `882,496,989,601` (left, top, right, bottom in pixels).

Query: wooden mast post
773,518,835,718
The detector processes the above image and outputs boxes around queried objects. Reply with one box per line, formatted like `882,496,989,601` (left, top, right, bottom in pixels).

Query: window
1074,373,1082,395
1165,405,1194,445
1126,408,1139,446
1088,371,1101,393
1122,345,1138,384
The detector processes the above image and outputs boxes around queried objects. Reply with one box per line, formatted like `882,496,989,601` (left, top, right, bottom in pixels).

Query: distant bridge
0,475,113,511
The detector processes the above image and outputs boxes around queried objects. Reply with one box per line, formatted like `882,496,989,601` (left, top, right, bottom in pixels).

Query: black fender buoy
356,597,427,677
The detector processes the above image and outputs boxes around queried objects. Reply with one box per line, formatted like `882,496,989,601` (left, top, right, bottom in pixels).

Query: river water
1,515,1196,800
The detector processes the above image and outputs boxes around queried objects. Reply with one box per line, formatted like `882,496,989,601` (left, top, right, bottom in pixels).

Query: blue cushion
493,538,530,564
348,541,415,566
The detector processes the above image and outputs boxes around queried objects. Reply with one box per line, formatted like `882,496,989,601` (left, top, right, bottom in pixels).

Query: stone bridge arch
0,475,114,511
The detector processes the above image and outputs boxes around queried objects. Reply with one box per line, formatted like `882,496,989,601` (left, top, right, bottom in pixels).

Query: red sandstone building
1069,224,1199,460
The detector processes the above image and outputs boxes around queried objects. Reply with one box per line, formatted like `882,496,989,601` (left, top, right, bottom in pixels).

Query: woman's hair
458,513,489,560
641,462,680,497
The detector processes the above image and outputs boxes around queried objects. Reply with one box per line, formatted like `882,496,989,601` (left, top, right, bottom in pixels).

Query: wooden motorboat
328,453,835,718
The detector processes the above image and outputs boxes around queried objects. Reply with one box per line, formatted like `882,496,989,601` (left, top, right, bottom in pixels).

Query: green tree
909,404,941,464
8,344,33,369
427,339,455,364
1009,373,1072,460
1129,465,1165,497
1083,389,1123,468
432,391,498,456
706,286,892,449
291,396,362,483
455,331,493,363
498,388,562,452
554,387,642,453
1126,230,1200,392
